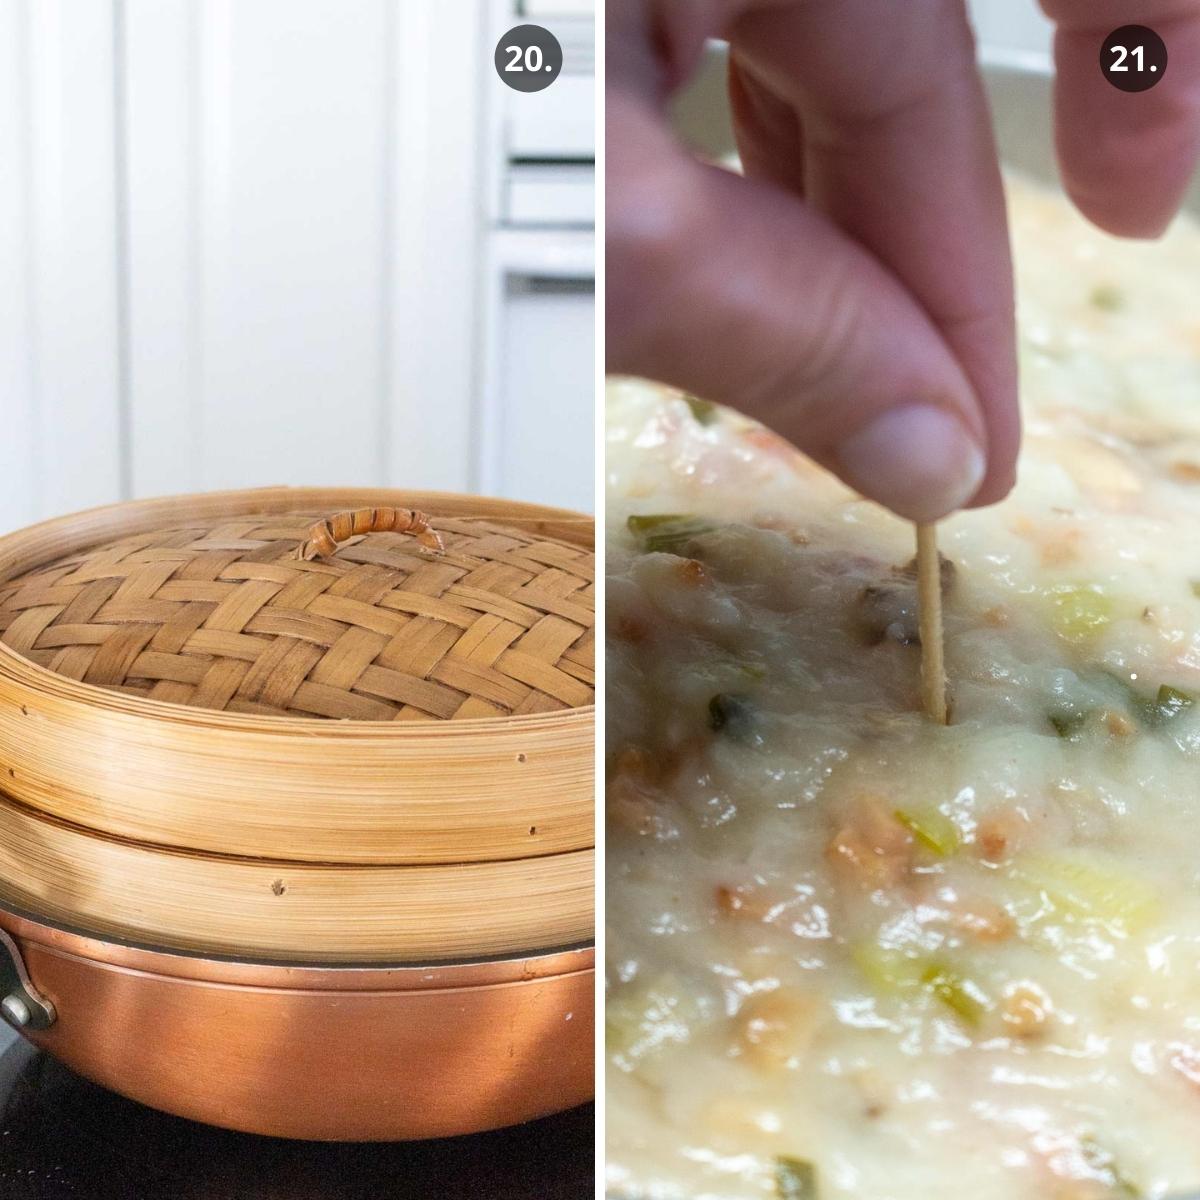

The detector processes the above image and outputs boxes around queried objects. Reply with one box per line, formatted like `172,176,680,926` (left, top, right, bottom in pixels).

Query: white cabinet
480,0,595,514
480,229,594,513
495,274,595,513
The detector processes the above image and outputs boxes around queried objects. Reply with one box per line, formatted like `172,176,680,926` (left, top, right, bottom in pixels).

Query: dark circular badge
495,24,563,93
1101,25,1167,92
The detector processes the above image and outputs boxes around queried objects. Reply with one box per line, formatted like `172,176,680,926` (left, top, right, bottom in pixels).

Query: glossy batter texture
605,177,1200,1200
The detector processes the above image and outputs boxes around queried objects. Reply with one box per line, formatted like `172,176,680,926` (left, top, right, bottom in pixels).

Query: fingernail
837,405,986,523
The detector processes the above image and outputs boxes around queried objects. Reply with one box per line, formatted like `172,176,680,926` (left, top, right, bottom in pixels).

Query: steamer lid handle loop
296,508,445,561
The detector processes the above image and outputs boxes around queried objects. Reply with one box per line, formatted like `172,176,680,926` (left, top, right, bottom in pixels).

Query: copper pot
0,902,593,1142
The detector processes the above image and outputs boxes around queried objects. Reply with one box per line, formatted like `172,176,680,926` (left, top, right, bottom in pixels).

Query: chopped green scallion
894,808,960,855
1103,672,1195,729
1145,684,1194,726
707,693,758,742
1089,283,1124,312
1014,850,1160,936
1048,711,1089,739
626,514,716,555
1048,586,1113,643
775,1156,818,1199
1079,1135,1141,1197
920,963,989,1027
683,394,718,425
851,943,926,996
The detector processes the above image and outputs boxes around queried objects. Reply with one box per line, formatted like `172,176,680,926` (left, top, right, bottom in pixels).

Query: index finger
729,0,1020,509
1043,0,1200,236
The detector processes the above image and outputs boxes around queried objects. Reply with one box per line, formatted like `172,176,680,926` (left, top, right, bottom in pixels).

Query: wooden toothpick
915,522,948,725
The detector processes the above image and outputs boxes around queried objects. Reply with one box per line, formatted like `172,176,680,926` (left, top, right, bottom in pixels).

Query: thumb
607,91,989,524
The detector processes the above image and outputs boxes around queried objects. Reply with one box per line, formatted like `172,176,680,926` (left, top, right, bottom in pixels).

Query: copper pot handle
295,508,445,561
0,929,55,1030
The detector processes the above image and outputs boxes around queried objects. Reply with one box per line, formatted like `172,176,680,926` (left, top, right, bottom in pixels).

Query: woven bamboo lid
0,506,594,722
0,488,594,868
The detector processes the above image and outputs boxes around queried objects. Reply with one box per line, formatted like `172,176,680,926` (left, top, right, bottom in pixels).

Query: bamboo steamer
0,486,595,962
0,792,594,960
0,487,594,864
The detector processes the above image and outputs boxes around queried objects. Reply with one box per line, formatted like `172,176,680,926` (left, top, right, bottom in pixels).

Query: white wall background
0,0,595,535
968,0,1053,60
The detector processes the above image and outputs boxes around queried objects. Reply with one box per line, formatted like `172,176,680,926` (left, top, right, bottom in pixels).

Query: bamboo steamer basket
0,487,594,961
0,486,595,1139
0,793,593,960
0,486,594,865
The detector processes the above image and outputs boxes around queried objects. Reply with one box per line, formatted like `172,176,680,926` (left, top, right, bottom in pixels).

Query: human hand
606,0,1200,522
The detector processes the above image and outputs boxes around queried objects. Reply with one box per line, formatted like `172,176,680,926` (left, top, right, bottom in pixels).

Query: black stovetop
0,1034,593,1199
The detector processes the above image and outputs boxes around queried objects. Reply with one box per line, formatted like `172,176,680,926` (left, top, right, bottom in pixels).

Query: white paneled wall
0,1,124,532
124,0,404,496
0,4,37,532
0,0,594,535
